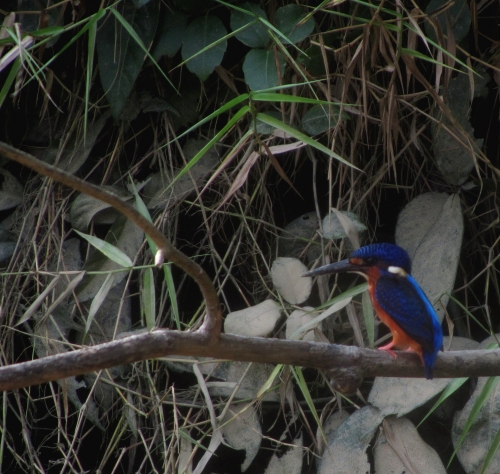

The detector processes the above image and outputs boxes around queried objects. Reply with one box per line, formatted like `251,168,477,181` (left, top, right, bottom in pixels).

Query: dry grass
0,0,499,472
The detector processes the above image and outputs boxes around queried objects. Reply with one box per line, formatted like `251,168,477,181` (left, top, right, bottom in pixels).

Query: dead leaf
224,300,281,337
271,257,312,304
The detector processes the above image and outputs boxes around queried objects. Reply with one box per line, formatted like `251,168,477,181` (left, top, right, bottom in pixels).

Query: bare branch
0,330,499,392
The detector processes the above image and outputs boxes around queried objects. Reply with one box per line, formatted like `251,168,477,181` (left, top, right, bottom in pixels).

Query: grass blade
255,113,359,170
75,230,133,267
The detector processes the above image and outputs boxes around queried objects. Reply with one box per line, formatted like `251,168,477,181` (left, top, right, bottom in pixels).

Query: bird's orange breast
367,277,424,360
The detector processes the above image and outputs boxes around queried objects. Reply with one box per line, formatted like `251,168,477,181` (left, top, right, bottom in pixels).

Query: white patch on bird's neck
388,266,407,277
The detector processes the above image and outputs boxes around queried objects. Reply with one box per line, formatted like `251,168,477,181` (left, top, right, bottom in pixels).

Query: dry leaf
271,257,312,304
224,300,281,337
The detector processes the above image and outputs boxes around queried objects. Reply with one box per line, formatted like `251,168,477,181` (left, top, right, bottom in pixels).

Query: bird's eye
364,257,377,266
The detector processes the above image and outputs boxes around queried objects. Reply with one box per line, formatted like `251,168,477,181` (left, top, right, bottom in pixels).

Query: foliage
0,0,499,472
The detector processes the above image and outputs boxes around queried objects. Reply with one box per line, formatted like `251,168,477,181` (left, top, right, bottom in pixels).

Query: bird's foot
377,343,397,359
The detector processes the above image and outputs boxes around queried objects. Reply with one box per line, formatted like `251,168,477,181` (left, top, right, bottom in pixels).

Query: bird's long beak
302,259,359,277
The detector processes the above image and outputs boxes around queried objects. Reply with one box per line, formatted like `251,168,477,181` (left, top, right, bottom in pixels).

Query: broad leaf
221,403,262,472
143,139,219,209
271,257,312,304
298,44,327,76
230,2,269,48
41,112,110,174
275,4,315,45
431,69,481,185
70,185,132,231
375,416,447,473
97,1,158,119
264,433,303,474
181,15,227,81
318,406,383,474
243,49,286,91
322,210,366,240
278,211,320,262
208,361,280,402
151,10,187,59
133,0,153,9
286,307,323,342
256,110,291,135
396,192,463,322
224,300,281,337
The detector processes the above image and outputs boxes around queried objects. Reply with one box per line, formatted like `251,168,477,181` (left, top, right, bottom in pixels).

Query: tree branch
0,141,222,340
0,141,497,394
0,330,498,392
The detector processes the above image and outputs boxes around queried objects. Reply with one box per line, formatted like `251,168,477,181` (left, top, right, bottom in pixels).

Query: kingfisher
304,243,443,379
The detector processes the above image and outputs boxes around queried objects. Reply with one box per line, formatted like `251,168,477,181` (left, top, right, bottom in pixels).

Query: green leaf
230,2,270,48
84,273,115,339
288,295,352,340
291,366,321,426
243,49,286,91
130,179,156,252
401,48,461,72
30,26,65,37
181,15,227,81
131,178,180,330
0,58,21,110
481,425,500,474
84,14,98,142
275,4,315,45
75,230,134,268
256,364,283,399
301,104,347,135
362,291,375,348
171,105,249,186
298,44,327,76
151,10,187,60
256,110,291,135
449,376,500,467
143,267,156,330
164,265,180,330
69,185,130,231
419,377,468,427
165,93,249,145
252,92,345,106
130,179,180,330
313,283,368,311
256,113,359,169
76,216,143,302
97,2,159,119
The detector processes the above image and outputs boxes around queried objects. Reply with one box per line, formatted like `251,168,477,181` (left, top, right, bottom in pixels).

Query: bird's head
303,243,412,279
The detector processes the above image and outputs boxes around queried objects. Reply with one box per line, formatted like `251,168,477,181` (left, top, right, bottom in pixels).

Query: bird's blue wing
375,273,442,354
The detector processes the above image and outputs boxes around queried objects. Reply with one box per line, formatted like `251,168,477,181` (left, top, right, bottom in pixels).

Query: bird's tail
424,365,433,380
423,351,438,380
